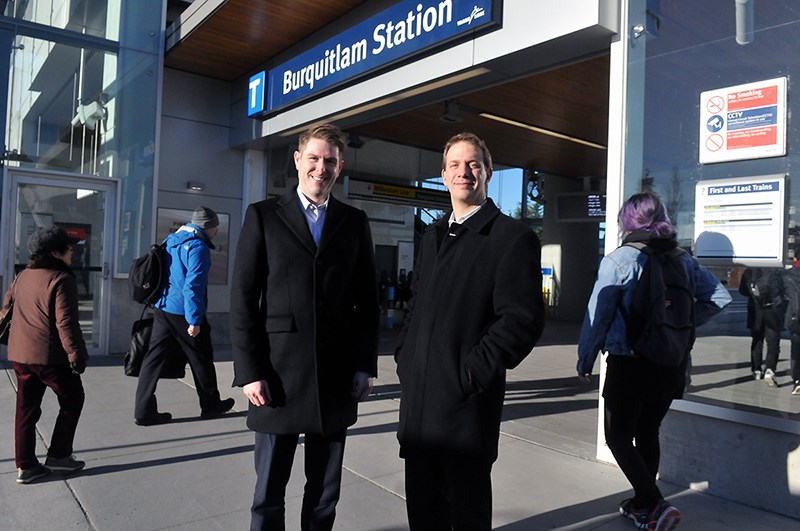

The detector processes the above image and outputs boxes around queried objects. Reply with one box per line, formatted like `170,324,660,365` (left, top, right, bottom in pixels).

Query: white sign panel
694,175,785,266
699,77,787,164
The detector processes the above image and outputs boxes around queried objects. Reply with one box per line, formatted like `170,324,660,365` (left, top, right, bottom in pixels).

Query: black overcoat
395,199,545,462
230,190,379,435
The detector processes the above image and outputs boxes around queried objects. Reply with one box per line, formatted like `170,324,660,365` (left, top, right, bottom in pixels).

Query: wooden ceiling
165,1,609,178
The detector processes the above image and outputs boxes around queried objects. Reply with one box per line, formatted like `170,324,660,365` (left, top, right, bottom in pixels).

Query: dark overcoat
395,199,545,462
230,190,379,435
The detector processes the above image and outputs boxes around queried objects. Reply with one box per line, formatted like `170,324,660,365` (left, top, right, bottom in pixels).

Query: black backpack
129,243,169,305
625,243,695,367
747,268,773,308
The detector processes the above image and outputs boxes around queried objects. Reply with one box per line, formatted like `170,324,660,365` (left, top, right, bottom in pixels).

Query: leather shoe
200,398,235,420
134,412,172,426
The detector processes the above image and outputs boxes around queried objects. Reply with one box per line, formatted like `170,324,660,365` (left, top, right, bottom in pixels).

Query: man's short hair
298,123,347,159
441,132,493,172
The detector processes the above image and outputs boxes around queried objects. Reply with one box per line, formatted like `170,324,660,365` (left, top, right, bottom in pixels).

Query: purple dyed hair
618,192,676,237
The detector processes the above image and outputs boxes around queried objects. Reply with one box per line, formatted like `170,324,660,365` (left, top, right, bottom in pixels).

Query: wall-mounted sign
694,174,785,266
699,77,787,164
247,0,500,118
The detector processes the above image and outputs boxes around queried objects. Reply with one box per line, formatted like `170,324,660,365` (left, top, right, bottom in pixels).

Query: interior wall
541,175,601,322
159,68,244,319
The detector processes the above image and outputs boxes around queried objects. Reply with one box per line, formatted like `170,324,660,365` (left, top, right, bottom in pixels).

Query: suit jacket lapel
277,190,317,254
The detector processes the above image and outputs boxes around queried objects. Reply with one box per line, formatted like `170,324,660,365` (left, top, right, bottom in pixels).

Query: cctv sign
699,77,787,164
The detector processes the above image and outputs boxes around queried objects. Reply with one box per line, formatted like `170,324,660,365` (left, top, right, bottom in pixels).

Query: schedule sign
694,175,785,266
699,77,787,164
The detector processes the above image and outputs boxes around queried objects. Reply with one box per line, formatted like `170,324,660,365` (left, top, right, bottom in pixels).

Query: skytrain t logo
457,5,486,26
247,71,266,116
247,0,499,117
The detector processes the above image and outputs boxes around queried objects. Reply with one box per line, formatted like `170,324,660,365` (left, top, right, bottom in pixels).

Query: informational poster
156,208,230,285
694,175,785,266
699,77,787,164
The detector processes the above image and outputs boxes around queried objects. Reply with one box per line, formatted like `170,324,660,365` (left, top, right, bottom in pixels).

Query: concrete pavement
1,321,797,530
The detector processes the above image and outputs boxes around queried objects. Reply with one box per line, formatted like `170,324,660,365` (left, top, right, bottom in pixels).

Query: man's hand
243,380,271,407
577,372,592,384
187,325,200,337
352,371,373,402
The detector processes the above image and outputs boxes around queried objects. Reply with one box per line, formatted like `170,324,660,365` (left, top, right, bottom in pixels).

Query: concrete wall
661,410,800,520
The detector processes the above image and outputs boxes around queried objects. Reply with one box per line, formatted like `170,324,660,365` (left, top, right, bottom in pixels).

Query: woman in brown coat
4,226,89,484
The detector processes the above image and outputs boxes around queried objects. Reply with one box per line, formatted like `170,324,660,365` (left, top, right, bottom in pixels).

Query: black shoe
135,412,172,426
45,455,86,472
201,398,235,420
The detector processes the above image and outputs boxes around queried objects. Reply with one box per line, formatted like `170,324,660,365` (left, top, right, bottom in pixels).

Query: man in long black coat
395,132,545,529
230,123,379,530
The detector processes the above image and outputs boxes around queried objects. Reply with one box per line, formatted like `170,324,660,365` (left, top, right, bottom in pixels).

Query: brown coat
4,261,88,366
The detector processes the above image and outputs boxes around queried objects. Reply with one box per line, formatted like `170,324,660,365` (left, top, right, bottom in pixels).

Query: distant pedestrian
577,192,731,530
134,206,235,425
780,251,800,396
395,132,545,530
4,226,89,483
738,266,786,385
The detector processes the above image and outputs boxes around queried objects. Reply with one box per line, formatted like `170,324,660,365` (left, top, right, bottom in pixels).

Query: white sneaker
754,370,763,380
764,369,777,387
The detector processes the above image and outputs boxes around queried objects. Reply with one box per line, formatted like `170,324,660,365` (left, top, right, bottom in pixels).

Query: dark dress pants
251,430,346,531
404,449,493,531
13,362,85,469
134,308,220,419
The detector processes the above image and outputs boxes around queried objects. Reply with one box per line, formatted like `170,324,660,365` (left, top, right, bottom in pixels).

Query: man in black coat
395,132,545,530
230,123,379,530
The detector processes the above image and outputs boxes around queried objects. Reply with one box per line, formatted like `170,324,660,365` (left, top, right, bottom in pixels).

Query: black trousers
251,430,346,531
134,308,220,419
404,449,493,531
751,324,780,372
604,395,672,511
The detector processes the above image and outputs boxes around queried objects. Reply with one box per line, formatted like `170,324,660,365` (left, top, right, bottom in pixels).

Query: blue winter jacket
153,223,214,325
577,235,732,375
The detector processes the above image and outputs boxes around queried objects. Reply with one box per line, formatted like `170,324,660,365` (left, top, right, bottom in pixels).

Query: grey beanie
191,206,219,229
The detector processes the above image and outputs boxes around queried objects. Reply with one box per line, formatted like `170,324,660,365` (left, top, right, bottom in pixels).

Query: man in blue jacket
134,206,234,425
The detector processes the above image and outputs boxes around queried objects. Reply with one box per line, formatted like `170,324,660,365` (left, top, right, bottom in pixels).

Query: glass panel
631,0,800,420
14,183,106,349
2,0,163,51
4,33,159,272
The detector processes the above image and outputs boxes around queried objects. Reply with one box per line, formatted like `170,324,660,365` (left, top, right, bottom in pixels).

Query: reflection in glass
635,1,800,420
14,183,106,348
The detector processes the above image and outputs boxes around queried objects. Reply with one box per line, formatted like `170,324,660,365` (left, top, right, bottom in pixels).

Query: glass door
2,170,116,356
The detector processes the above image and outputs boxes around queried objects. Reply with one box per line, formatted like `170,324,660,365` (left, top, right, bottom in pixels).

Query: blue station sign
248,0,499,118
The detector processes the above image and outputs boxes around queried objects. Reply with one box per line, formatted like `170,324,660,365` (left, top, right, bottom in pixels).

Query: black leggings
604,395,672,511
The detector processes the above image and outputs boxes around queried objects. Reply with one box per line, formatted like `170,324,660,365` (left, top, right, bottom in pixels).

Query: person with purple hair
577,192,731,531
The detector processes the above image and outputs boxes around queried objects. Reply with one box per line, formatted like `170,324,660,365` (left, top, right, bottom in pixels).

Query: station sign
248,0,500,118
699,77,787,164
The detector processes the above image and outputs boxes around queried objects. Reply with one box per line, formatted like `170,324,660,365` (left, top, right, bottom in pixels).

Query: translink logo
457,5,485,26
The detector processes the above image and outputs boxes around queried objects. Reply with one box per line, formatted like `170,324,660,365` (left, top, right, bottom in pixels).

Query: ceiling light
479,113,607,150
187,181,204,191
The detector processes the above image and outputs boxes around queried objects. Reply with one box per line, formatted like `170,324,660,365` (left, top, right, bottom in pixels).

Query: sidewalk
1,321,796,530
